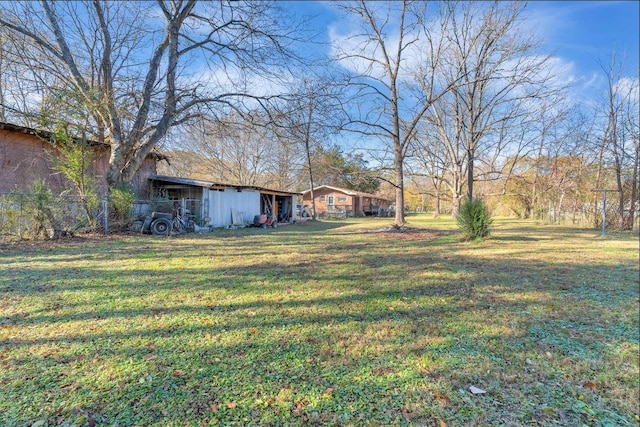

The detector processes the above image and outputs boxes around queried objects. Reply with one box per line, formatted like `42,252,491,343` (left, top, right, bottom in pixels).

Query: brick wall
0,128,155,197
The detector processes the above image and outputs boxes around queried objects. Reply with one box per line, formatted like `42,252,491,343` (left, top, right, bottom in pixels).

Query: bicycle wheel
172,218,183,233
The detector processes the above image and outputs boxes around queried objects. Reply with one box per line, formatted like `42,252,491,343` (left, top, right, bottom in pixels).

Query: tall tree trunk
593,131,607,227
433,190,440,218
630,139,639,230
612,142,625,229
467,148,474,201
394,143,405,226
450,165,464,218
303,119,317,220
107,139,127,186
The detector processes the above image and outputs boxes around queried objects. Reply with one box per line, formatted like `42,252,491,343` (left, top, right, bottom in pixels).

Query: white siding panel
207,190,223,227
206,188,260,227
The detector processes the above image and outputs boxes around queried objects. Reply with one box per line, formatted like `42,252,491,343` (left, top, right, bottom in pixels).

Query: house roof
0,121,169,162
302,185,392,202
0,121,110,148
149,175,301,196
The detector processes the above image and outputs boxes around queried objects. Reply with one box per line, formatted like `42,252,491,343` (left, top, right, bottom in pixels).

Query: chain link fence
0,192,106,243
0,193,203,243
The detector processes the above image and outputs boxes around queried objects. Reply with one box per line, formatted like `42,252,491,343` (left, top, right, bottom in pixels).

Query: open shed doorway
260,192,295,223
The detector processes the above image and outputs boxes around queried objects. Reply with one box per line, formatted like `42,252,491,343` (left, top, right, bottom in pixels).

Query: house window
319,195,326,202
337,196,347,203
328,196,334,206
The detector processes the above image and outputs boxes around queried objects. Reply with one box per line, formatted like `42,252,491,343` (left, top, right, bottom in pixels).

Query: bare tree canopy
0,0,300,187
414,1,561,216
333,0,457,226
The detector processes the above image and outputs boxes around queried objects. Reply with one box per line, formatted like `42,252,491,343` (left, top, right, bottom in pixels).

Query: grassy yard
0,215,638,426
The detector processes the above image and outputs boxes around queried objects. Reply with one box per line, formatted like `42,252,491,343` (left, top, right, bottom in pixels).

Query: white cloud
616,77,640,102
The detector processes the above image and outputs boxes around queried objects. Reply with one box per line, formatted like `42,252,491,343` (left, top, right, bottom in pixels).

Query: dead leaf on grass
418,367,431,375
433,393,450,404
583,381,596,390
293,398,308,414
142,354,157,361
322,387,335,399
63,381,80,392
226,401,237,409
373,367,396,376
437,419,447,427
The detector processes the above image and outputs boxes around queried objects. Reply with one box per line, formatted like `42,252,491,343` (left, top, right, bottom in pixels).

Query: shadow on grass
491,235,547,242
1,220,638,426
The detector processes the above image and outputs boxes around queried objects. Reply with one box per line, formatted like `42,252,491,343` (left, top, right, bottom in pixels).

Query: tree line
0,1,637,229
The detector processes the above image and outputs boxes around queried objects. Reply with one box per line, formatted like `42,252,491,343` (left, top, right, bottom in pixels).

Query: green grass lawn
1,215,638,426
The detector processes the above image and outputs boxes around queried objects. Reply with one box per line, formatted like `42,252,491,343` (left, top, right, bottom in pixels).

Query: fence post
103,197,109,234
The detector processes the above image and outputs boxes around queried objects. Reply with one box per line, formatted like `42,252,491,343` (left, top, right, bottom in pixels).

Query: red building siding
302,186,390,216
0,124,156,198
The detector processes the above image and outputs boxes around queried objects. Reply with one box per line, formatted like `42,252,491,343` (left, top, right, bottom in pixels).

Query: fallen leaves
433,393,450,405
292,398,308,415
418,367,431,375
321,387,335,399
2,218,637,426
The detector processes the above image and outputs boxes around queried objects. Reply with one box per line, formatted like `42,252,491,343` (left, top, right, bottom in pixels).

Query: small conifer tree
457,198,493,240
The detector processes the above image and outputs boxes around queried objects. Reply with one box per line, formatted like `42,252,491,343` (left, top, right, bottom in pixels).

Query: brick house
301,185,392,217
0,122,158,198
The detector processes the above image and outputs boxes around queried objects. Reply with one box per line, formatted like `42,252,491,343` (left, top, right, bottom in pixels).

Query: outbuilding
148,175,299,228
302,185,392,217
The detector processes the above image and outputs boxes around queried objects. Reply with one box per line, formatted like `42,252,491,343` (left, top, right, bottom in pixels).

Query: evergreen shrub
457,198,493,241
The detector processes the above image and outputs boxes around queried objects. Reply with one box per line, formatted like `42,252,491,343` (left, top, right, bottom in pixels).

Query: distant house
148,175,300,228
0,121,158,198
301,185,392,217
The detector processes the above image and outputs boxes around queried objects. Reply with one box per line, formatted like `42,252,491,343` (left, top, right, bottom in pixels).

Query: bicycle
171,206,195,233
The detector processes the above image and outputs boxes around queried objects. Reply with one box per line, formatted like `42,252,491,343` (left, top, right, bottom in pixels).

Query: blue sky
287,1,639,100
281,0,639,159
524,1,639,92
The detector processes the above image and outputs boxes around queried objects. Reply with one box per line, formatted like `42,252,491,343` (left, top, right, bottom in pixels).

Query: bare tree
420,1,558,216
333,0,456,226
406,141,449,217
271,77,344,219
171,112,277,186
0,0,297,188
596,52,639,229
623,88,640,230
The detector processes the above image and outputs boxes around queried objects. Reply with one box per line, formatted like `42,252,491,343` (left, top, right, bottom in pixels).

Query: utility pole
592,189,619,236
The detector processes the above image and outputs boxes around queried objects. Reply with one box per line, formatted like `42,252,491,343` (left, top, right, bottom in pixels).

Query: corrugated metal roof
149,175,301,195
302,185,392,202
